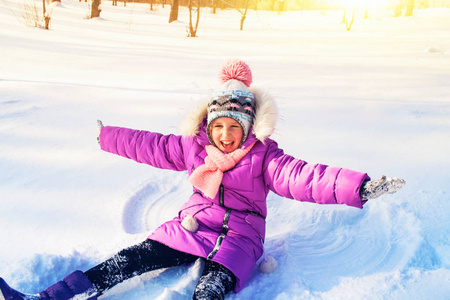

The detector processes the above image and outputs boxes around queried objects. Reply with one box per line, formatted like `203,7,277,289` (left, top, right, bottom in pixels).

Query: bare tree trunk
405,0,415,16
240,15,246,30
194,1,200,34
188,0,200,37
345,10,355,31
211,0,216,14
43,0,50,29
239,0,249,30
91,0,101,18
278,0,284,15
169,0,179,23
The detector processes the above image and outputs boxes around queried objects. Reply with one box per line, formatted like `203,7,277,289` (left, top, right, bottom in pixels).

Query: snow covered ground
0,0,449,299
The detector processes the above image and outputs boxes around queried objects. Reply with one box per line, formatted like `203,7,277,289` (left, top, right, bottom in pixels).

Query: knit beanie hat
207,59,256,148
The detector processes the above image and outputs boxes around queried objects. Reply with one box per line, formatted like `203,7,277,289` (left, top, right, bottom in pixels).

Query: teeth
222,141,233,146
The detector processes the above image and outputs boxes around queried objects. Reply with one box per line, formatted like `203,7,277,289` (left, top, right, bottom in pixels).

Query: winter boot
39,271,97,300
1,271,97,300
0,277,40,300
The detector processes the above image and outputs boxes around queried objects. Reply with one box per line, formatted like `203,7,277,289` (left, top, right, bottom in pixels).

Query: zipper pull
219,184,224,207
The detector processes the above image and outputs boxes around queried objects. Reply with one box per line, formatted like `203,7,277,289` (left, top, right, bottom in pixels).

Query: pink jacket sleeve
263,141,370,209
99,126,192,171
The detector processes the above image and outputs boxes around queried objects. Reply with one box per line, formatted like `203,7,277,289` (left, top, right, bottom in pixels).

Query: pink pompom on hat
207,59,257,148
219,59,253,87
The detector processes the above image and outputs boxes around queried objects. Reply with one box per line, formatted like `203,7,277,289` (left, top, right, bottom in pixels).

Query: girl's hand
360,175,405,201
97,120,104,144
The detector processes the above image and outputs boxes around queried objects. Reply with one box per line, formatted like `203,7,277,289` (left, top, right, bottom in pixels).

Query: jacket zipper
207,208,231,260
207,184,229,260
219,184,225,207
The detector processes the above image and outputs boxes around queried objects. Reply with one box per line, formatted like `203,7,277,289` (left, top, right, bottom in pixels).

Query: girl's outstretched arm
264,142,405,208
262,141,369,208
262,140,404,208
96,120,192,172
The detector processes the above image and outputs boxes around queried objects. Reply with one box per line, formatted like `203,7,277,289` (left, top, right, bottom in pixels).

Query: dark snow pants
84,239,236,300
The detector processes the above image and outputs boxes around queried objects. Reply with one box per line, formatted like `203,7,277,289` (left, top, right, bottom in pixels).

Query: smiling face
209,117,244,153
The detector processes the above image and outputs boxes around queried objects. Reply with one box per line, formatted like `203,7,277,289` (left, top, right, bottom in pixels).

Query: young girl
1,60,404,300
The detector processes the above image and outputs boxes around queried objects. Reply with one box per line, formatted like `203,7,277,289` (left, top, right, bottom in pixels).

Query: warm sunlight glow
337,0,393,9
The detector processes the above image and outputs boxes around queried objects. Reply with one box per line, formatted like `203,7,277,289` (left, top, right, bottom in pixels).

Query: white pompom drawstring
181,215,199,233
259,253,277,273
258,239,277,273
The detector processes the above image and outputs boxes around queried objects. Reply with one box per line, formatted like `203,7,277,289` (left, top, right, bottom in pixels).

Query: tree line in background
20,0,450,35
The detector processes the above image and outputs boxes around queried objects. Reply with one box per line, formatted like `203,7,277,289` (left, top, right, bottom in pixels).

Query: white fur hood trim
179,86,278,143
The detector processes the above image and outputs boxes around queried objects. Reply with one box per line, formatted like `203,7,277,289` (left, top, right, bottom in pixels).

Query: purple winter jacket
99,118,369,292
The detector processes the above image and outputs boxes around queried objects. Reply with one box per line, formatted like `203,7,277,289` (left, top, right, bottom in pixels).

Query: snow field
0,0,449,299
